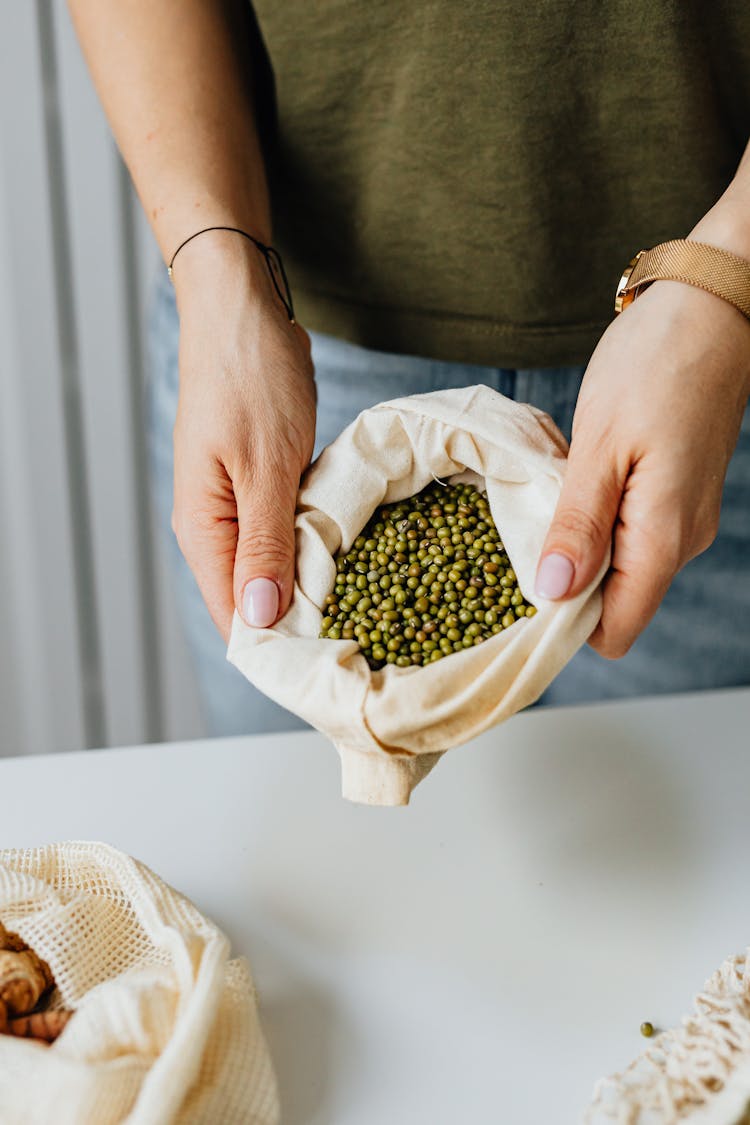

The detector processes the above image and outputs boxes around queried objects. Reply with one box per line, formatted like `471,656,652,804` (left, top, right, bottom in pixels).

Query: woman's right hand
170,231,316,642
69,0,315,641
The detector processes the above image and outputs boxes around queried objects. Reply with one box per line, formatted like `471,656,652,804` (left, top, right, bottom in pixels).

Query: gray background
0,1,204,757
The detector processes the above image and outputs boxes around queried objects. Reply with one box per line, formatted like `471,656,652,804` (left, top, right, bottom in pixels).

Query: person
69,1,750,736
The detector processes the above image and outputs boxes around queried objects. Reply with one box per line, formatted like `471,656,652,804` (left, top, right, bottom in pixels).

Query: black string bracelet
167,225,296,323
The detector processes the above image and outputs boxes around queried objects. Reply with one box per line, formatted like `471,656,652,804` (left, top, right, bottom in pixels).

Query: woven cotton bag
0,842,279,1125
228,385,607,806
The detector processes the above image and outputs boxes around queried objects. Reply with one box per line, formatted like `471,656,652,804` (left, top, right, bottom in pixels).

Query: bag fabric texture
586,948,750,1123
0,842,279,1125
228,386,607,806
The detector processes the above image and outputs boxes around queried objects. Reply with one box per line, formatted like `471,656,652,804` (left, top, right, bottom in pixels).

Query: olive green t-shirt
248,1,750,367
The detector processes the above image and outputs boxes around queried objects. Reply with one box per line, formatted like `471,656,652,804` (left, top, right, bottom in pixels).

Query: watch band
614,239,750,319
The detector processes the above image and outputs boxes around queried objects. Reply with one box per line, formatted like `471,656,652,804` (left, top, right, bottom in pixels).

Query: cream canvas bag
229,386,607,806
0,843,279,1125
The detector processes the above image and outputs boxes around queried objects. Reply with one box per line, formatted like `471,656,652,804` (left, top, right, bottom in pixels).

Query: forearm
68,0,271,262
690,138,750,259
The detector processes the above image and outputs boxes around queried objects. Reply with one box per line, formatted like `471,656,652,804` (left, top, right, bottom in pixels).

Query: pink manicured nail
535,553,575,600
242,578,279,627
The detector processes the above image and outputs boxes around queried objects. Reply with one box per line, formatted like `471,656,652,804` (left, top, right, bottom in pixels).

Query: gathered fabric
229,386,606,805
0,843,278,1125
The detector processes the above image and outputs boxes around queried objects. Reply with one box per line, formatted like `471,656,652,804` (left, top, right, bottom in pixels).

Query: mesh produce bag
586,948,750,1124
228,385,607,806
0,843,279,1125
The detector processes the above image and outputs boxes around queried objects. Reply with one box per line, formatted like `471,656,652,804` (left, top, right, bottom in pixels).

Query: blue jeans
147,274,750,736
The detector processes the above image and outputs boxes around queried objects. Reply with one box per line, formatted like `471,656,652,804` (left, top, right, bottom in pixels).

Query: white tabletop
1,688,749,1124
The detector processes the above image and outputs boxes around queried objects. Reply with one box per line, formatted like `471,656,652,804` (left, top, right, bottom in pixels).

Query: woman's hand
171,233,316,641
69,0,313,639
535,275,750,658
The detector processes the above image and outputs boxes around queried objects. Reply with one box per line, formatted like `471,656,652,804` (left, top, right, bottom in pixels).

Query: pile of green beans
319,481,536,670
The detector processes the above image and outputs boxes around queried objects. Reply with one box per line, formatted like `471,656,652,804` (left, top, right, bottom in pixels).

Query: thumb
233,465,298,628
535,442,624,602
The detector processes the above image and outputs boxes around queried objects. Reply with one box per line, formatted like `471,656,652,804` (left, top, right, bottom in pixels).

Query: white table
1,688,749,1124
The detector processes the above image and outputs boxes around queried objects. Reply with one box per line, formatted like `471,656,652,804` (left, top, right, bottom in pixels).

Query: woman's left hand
535,272,750,658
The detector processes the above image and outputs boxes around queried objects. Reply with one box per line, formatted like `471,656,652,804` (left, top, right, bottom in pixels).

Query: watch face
614,251,644,314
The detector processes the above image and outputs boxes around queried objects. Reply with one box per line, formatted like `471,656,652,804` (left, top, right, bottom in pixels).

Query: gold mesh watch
614,239,750,319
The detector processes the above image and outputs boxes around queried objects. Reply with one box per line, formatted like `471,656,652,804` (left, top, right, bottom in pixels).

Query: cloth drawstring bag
229,385,607,806
0,842,279,1125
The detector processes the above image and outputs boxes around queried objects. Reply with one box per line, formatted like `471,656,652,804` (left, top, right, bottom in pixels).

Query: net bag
0,842,279,1125
228,385,607,806
585,947,750,1123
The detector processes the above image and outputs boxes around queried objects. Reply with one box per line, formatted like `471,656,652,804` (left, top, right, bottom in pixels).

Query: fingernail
242,578,279,627
535,553,575,600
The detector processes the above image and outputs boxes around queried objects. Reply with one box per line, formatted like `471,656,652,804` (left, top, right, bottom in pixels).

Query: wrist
171,227,277,315
688,187,750,263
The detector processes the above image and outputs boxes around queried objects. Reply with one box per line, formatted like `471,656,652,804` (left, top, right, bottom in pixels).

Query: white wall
0,0,205,755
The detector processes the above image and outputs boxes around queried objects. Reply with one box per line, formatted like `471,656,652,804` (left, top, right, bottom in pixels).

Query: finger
535,437,625,602
589,466,723,658
172,467,239,641
233,458,299,629
588,519,679,659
